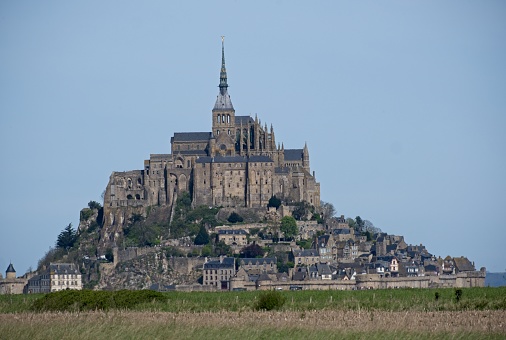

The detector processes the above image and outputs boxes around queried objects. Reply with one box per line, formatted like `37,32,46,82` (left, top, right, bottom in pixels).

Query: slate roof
177,150,208,156
293,249,320,257
317,263,332,276
240,258,277,266
49,263,79,274
333,228,351,235
284,149,303,161
218,229,247,235
195,155,273,164
6,263,15,273
196,156,246,164
249,155,273,162
214,92,234,110
453,257,475,272
275,167,290,174
171,132,212,142
203,257,235,270
234,116,254,125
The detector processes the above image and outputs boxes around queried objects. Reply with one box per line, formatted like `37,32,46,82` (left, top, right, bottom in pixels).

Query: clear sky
1,1,505,275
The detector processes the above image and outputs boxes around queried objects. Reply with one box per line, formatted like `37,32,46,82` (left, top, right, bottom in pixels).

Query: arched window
227,115,230,123
216,115,220,123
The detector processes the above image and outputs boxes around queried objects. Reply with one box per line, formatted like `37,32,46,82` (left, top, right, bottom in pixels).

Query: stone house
292,249,320,267
25,263,82,293
217,229,248,246
203,256,235,290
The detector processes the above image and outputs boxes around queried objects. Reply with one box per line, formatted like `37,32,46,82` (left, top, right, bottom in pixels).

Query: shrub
267,195,281,209
228,212,243,223
455,289,463,302
31,290,167,312
254,291,286,311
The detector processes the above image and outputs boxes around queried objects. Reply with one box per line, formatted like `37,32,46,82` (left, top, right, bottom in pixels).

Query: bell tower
212,37,235,140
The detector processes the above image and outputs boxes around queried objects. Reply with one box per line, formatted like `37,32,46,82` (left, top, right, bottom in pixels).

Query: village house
203,256,235,290
24,263,82,293
217,229,248,246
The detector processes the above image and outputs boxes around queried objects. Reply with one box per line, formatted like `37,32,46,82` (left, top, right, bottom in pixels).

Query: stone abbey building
104,40,320,211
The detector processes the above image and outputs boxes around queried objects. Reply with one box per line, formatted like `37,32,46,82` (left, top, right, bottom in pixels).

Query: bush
254,291,286,311
228,212,243,223
267,195,281,209
31,290,167,312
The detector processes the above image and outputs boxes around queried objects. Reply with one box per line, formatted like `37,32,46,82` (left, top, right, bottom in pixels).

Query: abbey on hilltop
104,39,320,211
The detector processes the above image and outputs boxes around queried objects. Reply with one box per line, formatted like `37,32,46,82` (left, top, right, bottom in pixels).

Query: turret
303,142,310,172
6,263,16,280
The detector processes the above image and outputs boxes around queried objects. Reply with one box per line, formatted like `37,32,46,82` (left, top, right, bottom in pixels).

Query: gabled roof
284,149,303,161
317,263,332,275
171,132,212,142
453,257,475,272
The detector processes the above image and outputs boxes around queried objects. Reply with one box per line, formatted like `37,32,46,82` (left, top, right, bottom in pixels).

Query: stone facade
102,40,320,239
0,264,28,295
25,263,82,293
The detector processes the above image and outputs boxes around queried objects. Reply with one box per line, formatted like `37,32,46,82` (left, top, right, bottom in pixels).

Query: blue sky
1,1,505,274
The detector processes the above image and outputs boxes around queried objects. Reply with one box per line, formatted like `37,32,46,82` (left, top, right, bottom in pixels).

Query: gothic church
104,40,320,211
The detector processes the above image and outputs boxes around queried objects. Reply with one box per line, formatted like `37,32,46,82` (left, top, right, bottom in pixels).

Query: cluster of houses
204,216,486,291
0,263,82,294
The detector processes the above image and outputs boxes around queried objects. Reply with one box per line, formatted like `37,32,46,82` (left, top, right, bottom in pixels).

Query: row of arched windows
216,114,231,124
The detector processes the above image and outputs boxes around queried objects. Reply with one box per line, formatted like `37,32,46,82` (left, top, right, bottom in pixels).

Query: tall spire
219,36,228,95
214,36,234,111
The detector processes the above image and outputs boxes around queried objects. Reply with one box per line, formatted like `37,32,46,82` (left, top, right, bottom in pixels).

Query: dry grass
1,310,505,339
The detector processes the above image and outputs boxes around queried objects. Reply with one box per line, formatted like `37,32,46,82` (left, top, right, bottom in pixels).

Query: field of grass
1,287,505,339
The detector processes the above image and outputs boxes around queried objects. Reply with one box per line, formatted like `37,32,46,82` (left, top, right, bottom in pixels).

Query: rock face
96,248,205,290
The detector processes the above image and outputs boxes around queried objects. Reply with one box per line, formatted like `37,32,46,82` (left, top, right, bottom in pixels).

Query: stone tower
6,263,16,279
211,37,236,156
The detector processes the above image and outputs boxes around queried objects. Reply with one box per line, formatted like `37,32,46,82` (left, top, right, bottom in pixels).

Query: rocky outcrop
96,248,205,290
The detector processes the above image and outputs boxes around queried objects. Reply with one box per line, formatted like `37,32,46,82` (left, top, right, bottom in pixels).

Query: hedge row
31,289,167,312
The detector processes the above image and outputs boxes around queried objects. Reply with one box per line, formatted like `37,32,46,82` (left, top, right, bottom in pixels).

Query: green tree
227,212,243,223
267,195,281,209
88,201,102,210
56,223,77,250
240,243,264,258
214,241,232,256
280,216,298,240
194,225,210,245
356,216,365,231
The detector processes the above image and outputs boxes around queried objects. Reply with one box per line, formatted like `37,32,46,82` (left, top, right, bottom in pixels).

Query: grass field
0,287,505,339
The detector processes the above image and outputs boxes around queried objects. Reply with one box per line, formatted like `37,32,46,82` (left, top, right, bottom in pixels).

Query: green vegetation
194,225,210,245
254,291,286,311
227,212,244,223
170,192,221,239
123,214,161,247
280,216,298,240
56,223,78,250
267,195,281,209
31,290,167,312
240,243,264,258
88,200,102,210
1,287,505,314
